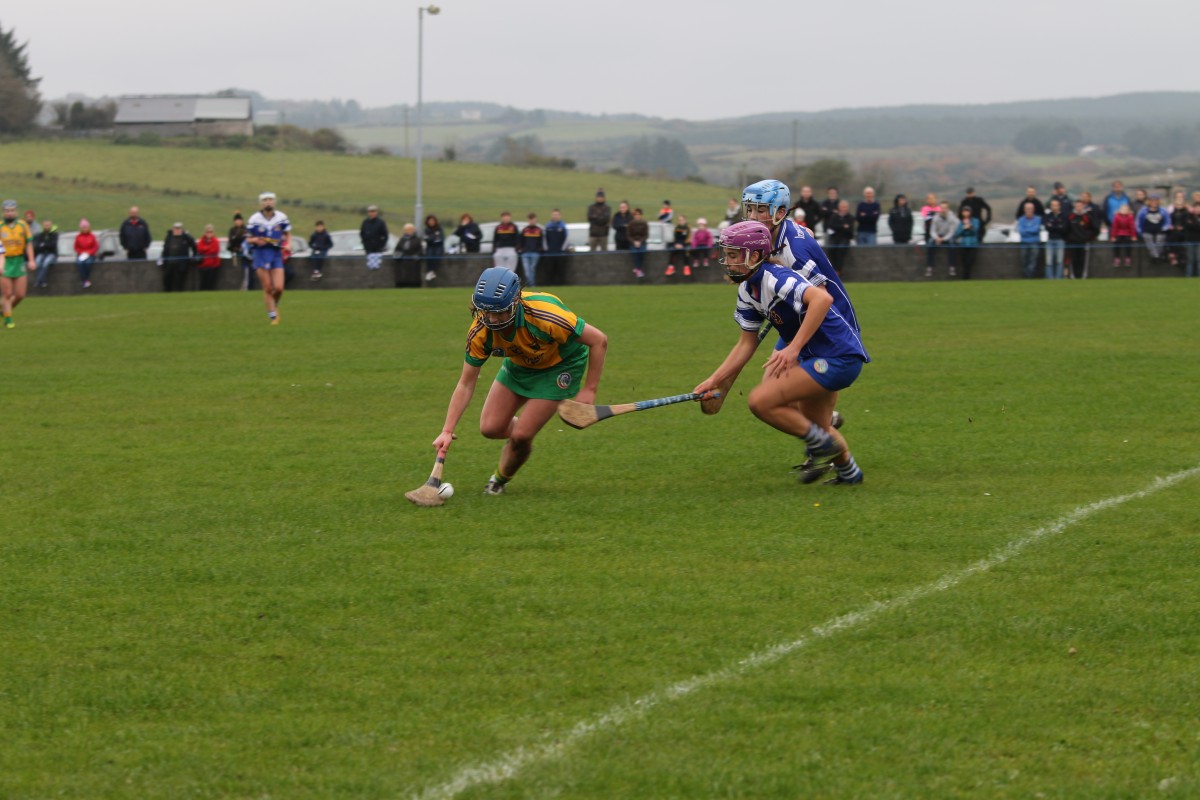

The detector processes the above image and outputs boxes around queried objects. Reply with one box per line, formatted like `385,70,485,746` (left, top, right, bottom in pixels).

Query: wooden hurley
558,391,714,430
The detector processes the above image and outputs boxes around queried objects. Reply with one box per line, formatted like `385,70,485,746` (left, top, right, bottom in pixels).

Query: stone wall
29,244,1189,297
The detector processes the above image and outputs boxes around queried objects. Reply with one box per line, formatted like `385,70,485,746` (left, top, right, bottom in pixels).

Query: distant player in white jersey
247,192,291,325
694,221,869,485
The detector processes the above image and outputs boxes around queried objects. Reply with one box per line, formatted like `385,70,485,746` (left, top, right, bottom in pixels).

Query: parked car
57,229,124,261
324,229,398,257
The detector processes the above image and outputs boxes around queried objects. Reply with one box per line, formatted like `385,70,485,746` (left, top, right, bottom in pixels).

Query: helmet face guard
718,221,772,283
472,267,521,329
474,298,520,329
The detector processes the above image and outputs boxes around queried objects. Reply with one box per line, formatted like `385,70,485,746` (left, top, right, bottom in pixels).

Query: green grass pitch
2,279,1198,799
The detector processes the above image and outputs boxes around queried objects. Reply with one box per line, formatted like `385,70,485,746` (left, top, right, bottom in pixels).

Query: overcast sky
7,0,1199,119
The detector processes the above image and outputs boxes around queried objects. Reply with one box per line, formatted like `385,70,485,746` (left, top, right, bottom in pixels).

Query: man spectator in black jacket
826,200,855,274
793,185,823,234
32,219,59,288
120,206,152,260
1046,182,1071,216
160,222,197,292
586,189,611,252
959,187,992,241
888,195,914,245
1013,186,1045,220
611,201,633,251
360,205,389,270
820,187,841,231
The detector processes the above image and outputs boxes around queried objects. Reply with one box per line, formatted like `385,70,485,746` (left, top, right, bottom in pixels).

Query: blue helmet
741,179,791,223
472,267,521,329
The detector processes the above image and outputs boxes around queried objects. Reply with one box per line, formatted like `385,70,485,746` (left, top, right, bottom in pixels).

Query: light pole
414,4,440,231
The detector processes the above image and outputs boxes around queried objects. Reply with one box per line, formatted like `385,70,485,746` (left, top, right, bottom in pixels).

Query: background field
0,140,730,235
2,280,1198,799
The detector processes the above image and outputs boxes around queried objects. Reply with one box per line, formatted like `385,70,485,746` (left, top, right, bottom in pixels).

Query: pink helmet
717,220,772,282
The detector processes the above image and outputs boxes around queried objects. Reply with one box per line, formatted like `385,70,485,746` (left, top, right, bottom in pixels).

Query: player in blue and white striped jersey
694,221,869,485
741,179,861,334
246,191,291,325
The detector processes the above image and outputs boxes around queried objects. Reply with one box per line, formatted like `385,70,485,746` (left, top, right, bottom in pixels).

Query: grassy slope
0,139,731,234
0,280,1197,798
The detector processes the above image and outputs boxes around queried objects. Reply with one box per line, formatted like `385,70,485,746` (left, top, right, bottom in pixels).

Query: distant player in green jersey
0,200,35,329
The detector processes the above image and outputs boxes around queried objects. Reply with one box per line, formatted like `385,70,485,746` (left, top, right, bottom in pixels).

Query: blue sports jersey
247,210,291,249
770,219,861,334
735,262,869,363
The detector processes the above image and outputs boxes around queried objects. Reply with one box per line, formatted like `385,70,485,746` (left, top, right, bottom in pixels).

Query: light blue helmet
741,180,791,223
472,267,521,329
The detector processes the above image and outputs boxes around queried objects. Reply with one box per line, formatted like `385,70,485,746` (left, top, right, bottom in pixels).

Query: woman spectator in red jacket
196,224,223,290
74,218,99,289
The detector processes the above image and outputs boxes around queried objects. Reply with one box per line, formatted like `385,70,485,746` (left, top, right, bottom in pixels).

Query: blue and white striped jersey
247,210,291,249
770,219,861,334
735,262,869,362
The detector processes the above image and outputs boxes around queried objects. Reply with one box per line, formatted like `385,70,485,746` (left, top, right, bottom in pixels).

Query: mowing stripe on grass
413,466,1200,800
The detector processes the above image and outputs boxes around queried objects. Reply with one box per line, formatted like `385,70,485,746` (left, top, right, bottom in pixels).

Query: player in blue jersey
246,192,291,325
742,179,861,335
694,221,869,485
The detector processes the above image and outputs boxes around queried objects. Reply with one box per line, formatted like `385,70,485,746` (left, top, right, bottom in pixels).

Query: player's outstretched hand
574,388,596,405
692,378,718,399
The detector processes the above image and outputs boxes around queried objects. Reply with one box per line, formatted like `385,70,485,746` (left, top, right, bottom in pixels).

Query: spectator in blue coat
952,206,981,279
1135,194,1170,261
308,220,332,281
1015,202,1043,278
1102,180,1131,226
855,187,881,246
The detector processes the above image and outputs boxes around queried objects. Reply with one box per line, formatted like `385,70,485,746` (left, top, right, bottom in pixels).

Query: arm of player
574,323,608,405
694,328,761,398
764,286,832,379
432,362,482,453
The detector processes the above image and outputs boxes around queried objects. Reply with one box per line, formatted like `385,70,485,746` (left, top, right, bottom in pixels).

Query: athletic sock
492,467,511,486
268,310,277,320
836,456,862,480
802,424,830,449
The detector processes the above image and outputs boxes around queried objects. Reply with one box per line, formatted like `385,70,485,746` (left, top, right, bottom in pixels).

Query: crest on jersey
491,348,505,357
813,358,829,374
556,372,572,389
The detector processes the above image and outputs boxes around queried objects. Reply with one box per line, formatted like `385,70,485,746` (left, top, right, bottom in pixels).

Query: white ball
437,482,455,499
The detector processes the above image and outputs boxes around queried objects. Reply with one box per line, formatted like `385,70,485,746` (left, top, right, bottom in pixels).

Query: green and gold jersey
465,291,586,370
0,220,31,258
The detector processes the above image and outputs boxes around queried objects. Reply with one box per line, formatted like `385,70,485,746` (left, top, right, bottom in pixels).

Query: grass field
2,279,1198,799
0,139,731,234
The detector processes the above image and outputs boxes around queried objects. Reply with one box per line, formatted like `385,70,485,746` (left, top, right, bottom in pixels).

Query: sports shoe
425,270,438,282
925,266,933,277
269,317,280,326
792,411,846,474
311,270,322,281
797,430,844,484
483,478,506,496
948,266,957,277
1113,258,1121,267
82,280,92,289
633,268,645,279
4,318,13,329
794,460,834,484
683,265,692,277
665,265,676,276
824,472,864,486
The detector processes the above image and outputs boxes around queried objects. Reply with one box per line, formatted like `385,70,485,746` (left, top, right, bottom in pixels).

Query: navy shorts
799,354,863,392
253,248,284,271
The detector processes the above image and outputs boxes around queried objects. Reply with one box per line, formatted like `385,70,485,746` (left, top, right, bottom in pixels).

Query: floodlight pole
415,4,440,233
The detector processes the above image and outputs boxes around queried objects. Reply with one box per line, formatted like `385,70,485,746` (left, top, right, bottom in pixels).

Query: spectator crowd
12,178,1200,294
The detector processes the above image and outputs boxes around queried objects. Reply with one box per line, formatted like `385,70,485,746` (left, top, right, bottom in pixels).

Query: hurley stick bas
404,434,456,507
558,391,716,430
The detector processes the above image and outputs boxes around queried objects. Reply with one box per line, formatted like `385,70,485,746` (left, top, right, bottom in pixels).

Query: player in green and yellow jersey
431,267,609,495
0,199,35,329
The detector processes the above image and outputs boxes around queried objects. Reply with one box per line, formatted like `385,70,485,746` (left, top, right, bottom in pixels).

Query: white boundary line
414,466,1200,800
